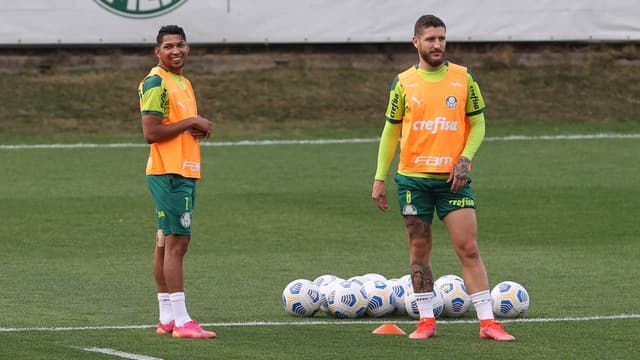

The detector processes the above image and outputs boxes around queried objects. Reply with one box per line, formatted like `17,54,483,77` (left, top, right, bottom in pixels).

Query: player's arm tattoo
410,261,433,293
454,156,471,180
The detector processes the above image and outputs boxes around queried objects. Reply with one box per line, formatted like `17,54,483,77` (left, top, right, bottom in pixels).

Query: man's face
413,26,446,68
155,34,189,74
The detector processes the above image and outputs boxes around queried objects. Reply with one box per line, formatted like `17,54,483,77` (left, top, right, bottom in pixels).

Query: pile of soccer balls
281,273,529,319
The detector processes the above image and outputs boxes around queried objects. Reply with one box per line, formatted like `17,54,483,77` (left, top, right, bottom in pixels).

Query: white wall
1,0,639,45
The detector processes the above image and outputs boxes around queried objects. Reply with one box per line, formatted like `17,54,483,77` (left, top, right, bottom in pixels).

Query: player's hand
189,127,208,139
372,179,389,211
191,116,213,139
447,156,471,193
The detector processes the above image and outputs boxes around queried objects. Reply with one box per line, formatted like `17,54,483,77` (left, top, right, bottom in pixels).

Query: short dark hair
156,25,187,46
414,15,446,35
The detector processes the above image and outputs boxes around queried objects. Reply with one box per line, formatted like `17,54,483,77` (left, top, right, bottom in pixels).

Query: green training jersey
138,65,190,119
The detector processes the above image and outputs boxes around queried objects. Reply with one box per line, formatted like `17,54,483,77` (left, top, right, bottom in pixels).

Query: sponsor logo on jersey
182,161,200,172
448,198,476,207
469,84,481,111
389,92,400,119
412,117,458,134
413,155,453,167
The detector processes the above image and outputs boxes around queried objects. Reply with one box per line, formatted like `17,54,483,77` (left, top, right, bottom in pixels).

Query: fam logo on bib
94,0,188,19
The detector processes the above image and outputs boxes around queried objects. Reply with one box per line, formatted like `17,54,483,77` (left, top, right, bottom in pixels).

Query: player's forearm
142,115,197,143
460,114,485,160
374,121,401,181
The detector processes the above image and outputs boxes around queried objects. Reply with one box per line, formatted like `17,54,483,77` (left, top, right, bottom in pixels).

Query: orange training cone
372,323,406,335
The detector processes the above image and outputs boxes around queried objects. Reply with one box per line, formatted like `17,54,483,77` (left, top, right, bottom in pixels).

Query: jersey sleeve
461,69,486,160
465,71,486,117
375,76,404,180
139,74,166,117
374,121,401,180
461,113,485,160
384,76,405,123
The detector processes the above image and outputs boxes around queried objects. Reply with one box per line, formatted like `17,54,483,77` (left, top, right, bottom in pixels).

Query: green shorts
394,173,476,224
147,174,197,235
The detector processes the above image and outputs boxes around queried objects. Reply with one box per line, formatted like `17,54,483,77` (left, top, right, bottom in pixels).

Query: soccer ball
363,280,395,317
314,275,343,315
437,277,471,317
400,274,413,290
313,274,339,287
347,276,367,287
282,279,321,317
491,281,530,318
404,293,419,318
386,278,408,315
404,288,444,319
434,274,464,290
327,280,368,319
361,273,387,282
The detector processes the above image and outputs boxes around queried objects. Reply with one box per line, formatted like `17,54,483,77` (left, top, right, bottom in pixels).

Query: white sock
169,292,192,327
414,292,435,318
470,290,494,321
157,292,173,325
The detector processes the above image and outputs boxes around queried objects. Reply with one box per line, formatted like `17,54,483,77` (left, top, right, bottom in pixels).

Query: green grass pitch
1,131,639,359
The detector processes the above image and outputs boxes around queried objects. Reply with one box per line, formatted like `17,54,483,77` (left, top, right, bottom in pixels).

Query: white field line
79,347,163,360
0,133,639,150
2,314,639,333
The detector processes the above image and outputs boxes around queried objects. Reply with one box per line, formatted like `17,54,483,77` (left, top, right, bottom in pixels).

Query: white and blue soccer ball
281,279,321,317
327,280,368,319
361,273,388,283
313,274,339,288
347,276,367,287
434,274,464,290
491,281,530,318
363,280,395,317
404,293,419,319
400,274,413,291
386,278,408,315
437,276,471,317
404,287,444,319
314,275,343,315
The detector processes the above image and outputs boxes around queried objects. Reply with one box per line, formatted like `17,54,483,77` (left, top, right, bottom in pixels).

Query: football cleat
156,320,175,335
479,320,515,341
408,318,436,339
172,320,217,339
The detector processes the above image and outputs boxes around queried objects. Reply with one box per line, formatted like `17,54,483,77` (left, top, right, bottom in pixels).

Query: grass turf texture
1,132,639,359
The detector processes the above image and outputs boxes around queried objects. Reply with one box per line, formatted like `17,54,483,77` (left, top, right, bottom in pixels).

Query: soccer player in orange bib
371,15,515,341
138,25,216,339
